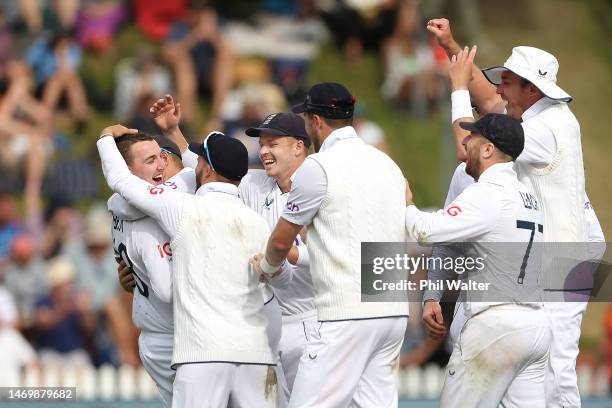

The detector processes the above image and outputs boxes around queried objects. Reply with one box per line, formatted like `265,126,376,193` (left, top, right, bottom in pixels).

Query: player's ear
482,142,495,160
295,140,305,156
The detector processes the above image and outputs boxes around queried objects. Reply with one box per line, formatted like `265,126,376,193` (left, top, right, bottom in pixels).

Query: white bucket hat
482,46,572,102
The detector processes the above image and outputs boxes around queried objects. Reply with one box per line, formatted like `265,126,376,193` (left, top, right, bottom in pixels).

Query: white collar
319,126,359,152
521,97,558,121
477,162,517,185
195,182,239,197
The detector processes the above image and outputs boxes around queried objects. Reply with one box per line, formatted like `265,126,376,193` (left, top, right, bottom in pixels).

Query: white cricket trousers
139,331,174,408
264,294,288,407
288,316,407,408
545,301,587,408
440,304,552,408
278,309,318,399
172,362,277,408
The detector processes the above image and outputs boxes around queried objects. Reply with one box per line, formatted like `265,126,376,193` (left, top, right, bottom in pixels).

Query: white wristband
98,132,113,140
451,90,474,124
260,257,282,277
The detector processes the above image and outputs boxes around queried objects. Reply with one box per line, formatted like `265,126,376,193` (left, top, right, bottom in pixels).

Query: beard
465,153,481,181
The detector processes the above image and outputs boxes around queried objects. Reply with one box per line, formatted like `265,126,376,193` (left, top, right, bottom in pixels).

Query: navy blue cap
188,132,249,181
459,114,525,160
292,82,356,119
246,113,310,147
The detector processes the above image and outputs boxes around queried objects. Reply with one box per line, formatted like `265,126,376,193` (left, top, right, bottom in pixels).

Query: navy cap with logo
154,134,182,159
292,82,356,119
459,113,525,160
245,113,310,147
188,132,249,181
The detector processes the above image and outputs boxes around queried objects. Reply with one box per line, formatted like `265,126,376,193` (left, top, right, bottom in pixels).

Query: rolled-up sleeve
281,158,328,226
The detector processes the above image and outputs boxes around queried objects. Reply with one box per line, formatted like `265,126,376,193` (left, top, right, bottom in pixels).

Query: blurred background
0,0,610,406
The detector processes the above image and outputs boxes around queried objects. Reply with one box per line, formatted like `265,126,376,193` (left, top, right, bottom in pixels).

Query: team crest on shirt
264,195,274,209
149,186,165,195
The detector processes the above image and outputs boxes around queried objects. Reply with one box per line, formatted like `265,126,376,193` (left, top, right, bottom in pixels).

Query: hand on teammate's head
101,124,138,139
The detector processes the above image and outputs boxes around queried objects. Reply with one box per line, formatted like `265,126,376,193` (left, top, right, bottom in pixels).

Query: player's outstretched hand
117,259,135,293
100,124,138,139
150,94,181,133
422,300,447,339
426,18,459,55
449,46,477,91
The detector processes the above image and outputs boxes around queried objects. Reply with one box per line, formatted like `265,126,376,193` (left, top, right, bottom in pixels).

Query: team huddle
97,18,604,408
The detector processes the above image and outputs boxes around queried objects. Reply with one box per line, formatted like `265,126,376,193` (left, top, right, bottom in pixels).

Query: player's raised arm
150,94,189,154
428,18,503,115
97,125,184,237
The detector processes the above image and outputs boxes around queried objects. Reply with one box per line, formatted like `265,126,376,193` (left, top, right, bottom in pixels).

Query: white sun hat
481,46,572,102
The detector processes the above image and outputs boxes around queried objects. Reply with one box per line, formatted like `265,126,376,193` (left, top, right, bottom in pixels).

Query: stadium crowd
0,0,447,374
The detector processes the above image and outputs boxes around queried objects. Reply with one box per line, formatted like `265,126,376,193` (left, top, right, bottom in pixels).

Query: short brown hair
307,113,353,129
115,133,156,165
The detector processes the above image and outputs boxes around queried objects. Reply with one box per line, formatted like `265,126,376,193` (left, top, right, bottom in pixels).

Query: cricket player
425,164,605,347
241,112,318,398
97,126,277,408
149,97,319,400
428,19,598,405
108,133,194,407
254,83,409,407
407,113,551,407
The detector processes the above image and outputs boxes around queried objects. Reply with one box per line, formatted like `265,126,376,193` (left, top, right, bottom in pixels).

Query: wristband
260,256,282,276
451,90,474,124
98,132,113,140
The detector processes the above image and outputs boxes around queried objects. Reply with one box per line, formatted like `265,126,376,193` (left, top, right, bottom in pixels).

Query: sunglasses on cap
202,133,215,171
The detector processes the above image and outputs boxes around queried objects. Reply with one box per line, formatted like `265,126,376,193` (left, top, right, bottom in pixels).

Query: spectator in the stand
34,256,96,367
318,0,397,64
17,0,80,33
75,0,127,54
0,60,51,195
381,0,446,115
0,10,16,75
114,48,171,122
162,3,234,129
222,81,289,165
26,30,90,125
64,205,139,366
0,283,37,386
133,0,187,41
4,235,47,329
41,196,82,259
0,194,23,269
353,106,388,153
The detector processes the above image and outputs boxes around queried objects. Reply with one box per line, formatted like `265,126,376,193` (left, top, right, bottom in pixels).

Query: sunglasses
160,148,178,157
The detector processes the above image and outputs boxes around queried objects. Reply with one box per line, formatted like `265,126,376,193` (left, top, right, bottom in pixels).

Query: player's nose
496,83,504,95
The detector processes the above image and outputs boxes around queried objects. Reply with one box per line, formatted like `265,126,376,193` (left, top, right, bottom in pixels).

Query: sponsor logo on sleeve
149,186,165,195
163,181,177,190
446,204,462,216
286,202,299,212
